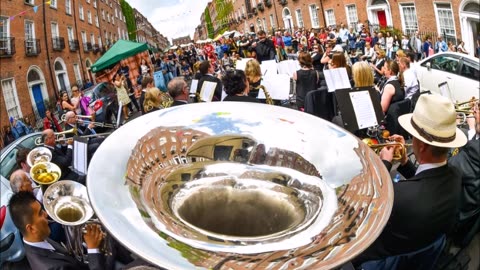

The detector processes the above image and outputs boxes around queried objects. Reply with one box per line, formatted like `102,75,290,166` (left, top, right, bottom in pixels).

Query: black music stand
73,136,88,176
335,87,384,133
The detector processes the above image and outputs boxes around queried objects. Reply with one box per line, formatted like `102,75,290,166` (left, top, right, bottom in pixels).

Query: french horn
87,103,394,269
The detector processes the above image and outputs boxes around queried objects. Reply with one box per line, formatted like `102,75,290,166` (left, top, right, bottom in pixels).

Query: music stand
335,87,384,132
73,136,88,176
438,81,454,103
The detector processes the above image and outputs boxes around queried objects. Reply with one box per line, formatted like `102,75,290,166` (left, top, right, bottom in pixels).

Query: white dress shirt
415,161,447,175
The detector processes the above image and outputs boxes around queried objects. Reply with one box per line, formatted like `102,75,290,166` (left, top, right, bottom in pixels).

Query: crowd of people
2,24,479,269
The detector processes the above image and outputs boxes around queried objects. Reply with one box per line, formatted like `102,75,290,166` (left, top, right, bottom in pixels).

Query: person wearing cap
10,117,31,139
354,94,467,264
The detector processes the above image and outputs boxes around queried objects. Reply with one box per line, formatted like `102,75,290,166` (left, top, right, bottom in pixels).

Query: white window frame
93,0,97,8
90,33,95,45
51,21,59,38
67,26,74,42
50,0,57,9
242,5,246,16
98,36,102,47
325,9,336,27
309,4,320,28
24,20,35,50
270,14,275,29
24,0,34,5
345,4,358,27
87,10,92,24
107,12,110,23
65,0,71,15
262,18,267,31
295,9,304,28
112,15,115,25
251,0,256,8
2,78,22,119
73,63,82,83
79,4,84,21
434,3,457,41
86,0,90,3
102,10,105,21
115,8,118,18
95,15,99,27
81,31,87,44
398,3,418,36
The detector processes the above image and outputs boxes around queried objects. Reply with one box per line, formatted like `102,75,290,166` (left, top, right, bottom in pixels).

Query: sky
125,0,210,43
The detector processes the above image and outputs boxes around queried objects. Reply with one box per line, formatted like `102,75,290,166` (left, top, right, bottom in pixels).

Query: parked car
416,52,479,103
83,82,119,131
0,132,41,268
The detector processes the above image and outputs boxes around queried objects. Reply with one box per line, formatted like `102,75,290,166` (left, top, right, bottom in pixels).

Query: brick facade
172,35,192,46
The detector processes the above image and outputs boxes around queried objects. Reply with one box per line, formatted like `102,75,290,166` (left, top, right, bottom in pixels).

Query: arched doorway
459,0,480,56
54,58,71,96
367,0,393,29
282,8,294,32
26,66,48,118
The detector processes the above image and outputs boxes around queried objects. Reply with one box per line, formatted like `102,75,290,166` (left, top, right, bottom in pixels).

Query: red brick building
197,0,478,56
172,35,192,46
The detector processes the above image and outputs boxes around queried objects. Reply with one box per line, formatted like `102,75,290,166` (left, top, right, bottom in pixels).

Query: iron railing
25,39,41,56
52,37,65,51
0,37,15,57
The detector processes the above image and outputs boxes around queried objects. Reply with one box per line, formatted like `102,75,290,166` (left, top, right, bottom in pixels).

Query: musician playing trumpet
354,95,467,265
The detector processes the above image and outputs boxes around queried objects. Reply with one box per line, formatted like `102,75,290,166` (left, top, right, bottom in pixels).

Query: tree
204,7,214,39
120,0,136,41
215,0,234,34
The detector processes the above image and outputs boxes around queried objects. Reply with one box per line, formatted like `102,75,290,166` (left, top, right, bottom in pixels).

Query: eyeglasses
72,89,78,92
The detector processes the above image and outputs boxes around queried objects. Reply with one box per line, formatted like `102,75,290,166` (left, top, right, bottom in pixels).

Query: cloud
126,0,210,43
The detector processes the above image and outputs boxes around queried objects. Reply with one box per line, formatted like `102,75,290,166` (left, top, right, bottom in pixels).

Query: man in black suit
41,129,81,182
252,30,275,63
196,61,223,102
9,191,105,270
354,95,468,264
168,77,189,106
64,111,103,163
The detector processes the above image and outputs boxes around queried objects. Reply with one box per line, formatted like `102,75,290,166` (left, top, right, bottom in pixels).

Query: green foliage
378,27,404,39
204,7,214,39
120,0,136,41
215,0,233,34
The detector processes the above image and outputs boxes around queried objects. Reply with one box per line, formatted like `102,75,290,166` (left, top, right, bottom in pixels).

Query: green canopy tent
91,40,149,73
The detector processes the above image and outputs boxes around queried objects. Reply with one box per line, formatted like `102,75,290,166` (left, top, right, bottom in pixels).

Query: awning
91,40,149,73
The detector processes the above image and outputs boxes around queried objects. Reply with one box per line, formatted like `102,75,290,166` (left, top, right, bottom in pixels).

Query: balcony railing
0,37,16,57
52,37,65,51
93,44,100,54
69,40,79,51
25,39,41,56
83,42,92,52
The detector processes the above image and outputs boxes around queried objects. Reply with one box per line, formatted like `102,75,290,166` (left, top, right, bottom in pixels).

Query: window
87,10,92,24
65,0,71,15
101,9,105,20
2,79,22,120
309,5,319,28
107,12,110,23
90,33,95,45
295,9,304,28
93,0,97,8
0,16,10,53
50,0,57,8
263,18,267,31
67,26,74,41
73,64,81,83
112,15,115,25
422,55,459,74
270,14,275,28
95,15,99,27
435,3,456,41
24,20,35,46
24,0,34,5
251,0,256,8
98,36,102,47
346,5,358,27
400,3,418,35
325,9,335,27
81,31,87,43
86,0,90,3
79,4,84,20
51,22,58,37
115,8,118,18
242,5,246,16
460,60,479,81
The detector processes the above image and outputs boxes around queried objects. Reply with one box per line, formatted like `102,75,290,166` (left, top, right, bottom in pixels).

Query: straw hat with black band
398,94,467,148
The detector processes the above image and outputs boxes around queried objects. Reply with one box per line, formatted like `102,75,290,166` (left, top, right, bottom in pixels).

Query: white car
416,52,479,103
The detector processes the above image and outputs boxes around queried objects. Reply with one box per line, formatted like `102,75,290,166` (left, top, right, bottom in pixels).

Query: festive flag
19,11,27,16
33,6,39,13
9,16,14,20
45,1,51,4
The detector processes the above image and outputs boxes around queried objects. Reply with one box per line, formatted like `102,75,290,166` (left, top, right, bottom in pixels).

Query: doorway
32,84,45,118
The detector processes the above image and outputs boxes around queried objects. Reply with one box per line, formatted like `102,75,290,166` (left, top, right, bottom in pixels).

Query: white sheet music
324,68,351,92
73,139,88,175
200,81,217,102
438,82,454,102
190,79,199,94
258,74,290,100
260,60,278,77
235,59,249,71
277,60,300,77
349,91,378,129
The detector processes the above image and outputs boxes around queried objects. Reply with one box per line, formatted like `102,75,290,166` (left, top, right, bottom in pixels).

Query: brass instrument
34,128,78,146
61,114,93,122
257,85,274,105
363,138,412,161
457,112,476,126
43,180,112,262
455,97,478,113
26,147,52,167
30,162,61,186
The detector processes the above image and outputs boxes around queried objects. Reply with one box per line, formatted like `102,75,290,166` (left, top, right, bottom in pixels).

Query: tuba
87,102,394,269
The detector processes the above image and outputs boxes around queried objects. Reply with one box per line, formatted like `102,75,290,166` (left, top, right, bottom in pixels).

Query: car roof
420,52,480,64
0,132,42,158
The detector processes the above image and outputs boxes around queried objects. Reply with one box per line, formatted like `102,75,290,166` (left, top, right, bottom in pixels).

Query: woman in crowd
385,32,394,59
457,40,469,54
293,52,319,110
329,52,352,79
59,91,77,117
43,109,62,132
361,42,375,62
3,126,15,146
70,86,82,115
244,59,262,99
448,41,457,52
221,70,259,103
423,36,433,59
378,60,404,114
113,73,131,121
143,87,164,113
352,61,374,88
371,49,386,83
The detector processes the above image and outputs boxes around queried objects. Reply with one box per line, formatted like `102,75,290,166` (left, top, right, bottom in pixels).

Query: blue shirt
11,120,29,139
283,36,292,46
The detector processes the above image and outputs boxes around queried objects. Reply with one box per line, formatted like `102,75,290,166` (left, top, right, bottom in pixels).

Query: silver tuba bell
27,147,52,168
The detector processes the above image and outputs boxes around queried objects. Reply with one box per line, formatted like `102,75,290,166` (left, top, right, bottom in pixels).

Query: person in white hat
354,94,467,264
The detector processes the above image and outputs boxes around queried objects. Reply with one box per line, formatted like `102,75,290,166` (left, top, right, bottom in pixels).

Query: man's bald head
42,129,55,147
10,170,33,194
65,111,76,125
168,77,188,100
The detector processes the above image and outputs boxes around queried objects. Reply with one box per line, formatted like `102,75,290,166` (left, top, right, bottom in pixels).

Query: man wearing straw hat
355,94,467,263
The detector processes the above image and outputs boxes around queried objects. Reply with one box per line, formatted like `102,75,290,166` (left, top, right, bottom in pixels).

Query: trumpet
34,128,78,146
457,112,475,126
363,138,412,160
61,114,93,122
455,97,479,113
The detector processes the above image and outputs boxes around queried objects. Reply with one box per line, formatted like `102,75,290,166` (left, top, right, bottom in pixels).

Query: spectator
10,117,31,139
3,126,15,146
435,36,448,53
456,40,468,54
43,109,62,132
423,36,433,59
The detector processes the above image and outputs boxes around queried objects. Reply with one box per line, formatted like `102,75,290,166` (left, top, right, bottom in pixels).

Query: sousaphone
88,103,394,269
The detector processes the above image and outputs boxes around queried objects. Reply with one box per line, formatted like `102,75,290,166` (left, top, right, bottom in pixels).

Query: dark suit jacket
45,145,73,178
196,74,223,102
65,124,94,137
171,100,188,106
24,238,104,270
356,162,461,262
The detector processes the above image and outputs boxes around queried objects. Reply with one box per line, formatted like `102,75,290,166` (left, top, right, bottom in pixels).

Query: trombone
455,97,479,113
61,114,116,129
34,128,78,146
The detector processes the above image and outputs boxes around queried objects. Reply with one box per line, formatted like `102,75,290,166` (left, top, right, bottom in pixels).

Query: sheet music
260,60,278,77
116,101,122,127
438,82,454,102
324,68,350,92
258,74,290,100
190,79,198,94
221,87,227,101
349,91,378,129
73,138,88,175
200,81,217,102
235,59,249,71
277,60,300,77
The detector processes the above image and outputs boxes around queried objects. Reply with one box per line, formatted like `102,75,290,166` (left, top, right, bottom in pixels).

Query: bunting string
6,1,51,22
